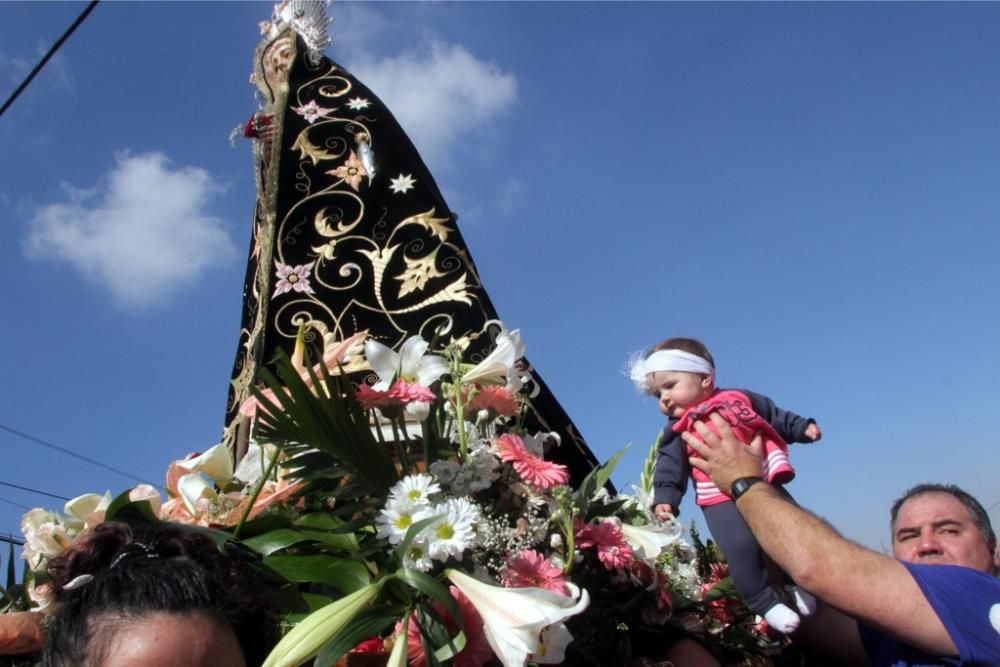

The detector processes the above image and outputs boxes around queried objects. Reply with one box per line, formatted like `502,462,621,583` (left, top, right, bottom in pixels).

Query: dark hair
43,522,276,667
649,337,715,369
890,483,996,548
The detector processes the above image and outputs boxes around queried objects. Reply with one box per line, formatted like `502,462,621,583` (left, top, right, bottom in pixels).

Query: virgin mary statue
222,0,601,484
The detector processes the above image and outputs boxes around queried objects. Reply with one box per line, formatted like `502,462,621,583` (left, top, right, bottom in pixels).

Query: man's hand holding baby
683,412,766,495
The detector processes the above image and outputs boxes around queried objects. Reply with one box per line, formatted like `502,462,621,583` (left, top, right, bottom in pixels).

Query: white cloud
331,5,517,170
352,42,517,168
0,42,73,90
497,177,525,215
23,152,236,308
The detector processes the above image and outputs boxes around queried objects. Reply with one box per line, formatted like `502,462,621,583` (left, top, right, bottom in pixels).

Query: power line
0,480,69,502
0,422,158,489
0,0,100,119
0,496,30,512
0,535,24,547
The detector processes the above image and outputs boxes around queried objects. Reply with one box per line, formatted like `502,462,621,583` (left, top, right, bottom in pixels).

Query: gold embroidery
399,208,451,243
395,251,445,298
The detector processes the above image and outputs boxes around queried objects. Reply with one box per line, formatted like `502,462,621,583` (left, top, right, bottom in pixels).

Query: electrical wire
0,480,69,502
0,0,100,119
0,496,30,511
0,422,158,488
0,534,25,547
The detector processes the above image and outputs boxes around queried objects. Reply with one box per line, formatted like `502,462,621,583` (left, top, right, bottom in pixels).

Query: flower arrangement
2,322,784,666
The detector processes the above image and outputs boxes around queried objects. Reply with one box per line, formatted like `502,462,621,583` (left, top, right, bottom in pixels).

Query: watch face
733,477,761,498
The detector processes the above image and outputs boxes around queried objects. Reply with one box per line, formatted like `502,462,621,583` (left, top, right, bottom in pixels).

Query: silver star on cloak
390,173,416,194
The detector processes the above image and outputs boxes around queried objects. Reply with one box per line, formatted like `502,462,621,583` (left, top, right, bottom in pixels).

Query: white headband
629,349,714,392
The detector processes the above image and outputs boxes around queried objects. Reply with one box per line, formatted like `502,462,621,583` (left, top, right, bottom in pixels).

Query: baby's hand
805,422,822,442
654,504,675,521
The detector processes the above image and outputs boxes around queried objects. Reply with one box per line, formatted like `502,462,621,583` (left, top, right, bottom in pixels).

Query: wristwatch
730,476,765,500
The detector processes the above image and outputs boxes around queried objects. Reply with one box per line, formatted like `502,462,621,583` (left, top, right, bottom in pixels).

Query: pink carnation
495,434,569,489
502,549,569,595
574,519,634,571
402,587,493,667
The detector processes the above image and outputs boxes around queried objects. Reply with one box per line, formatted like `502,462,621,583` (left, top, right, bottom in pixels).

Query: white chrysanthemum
376,504,430,545
429,460,459,484
430,443,499,495
427,498,481,562
388,473,440,508
402,540,434,572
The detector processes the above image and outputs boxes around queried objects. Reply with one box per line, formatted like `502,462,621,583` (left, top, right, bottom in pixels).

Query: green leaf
394,515,441,564
264,555,371,593
576,447,627,515
312,604,404,667
252,351,399,498
6,537,15,590
243,528,359,556
104,491,160,524
432,629,466,662
703,576,738,601
301,592,335,611
394,568,460,628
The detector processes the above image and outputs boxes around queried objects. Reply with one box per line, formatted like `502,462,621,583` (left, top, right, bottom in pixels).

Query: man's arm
683,414,957,658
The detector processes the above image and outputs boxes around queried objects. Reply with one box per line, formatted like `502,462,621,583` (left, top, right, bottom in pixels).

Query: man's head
890,484,999,575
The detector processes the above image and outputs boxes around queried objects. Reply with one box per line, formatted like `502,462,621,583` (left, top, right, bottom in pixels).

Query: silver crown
264,0,333,66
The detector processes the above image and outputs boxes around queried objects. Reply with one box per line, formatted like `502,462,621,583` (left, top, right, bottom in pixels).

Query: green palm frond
251,351,399,498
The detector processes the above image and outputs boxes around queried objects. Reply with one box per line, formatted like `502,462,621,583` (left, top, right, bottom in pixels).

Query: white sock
788,586,817,617
763,602,801,633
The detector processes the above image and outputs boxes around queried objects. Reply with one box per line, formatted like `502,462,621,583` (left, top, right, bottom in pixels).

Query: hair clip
63,574,94,591
110,542,160,570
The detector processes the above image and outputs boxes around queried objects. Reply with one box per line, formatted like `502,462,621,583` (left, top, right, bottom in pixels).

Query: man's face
892,492,1000,574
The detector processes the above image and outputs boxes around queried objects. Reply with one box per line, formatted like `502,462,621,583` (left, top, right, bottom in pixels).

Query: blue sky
2,1,999,555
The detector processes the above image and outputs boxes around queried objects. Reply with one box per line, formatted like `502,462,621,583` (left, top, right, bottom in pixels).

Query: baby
631,337,821,633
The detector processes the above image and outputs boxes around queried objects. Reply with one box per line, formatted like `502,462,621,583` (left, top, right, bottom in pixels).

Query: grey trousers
701,491,792,616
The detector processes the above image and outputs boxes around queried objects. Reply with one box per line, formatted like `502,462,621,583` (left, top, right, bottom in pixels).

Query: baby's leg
702,501,796,628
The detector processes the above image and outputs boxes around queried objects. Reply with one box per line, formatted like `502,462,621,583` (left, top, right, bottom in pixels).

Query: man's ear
992,539,1000,575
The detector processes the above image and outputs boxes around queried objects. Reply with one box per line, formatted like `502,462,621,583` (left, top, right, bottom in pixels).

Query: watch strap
731,476,764,500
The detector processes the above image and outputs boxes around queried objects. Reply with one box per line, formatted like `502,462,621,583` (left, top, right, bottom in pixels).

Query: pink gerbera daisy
502,549,569,595
465,384,518,420
388,378,436,404
402,587,493,667
495,434,569,489
355,383,400,411
575,519,634,572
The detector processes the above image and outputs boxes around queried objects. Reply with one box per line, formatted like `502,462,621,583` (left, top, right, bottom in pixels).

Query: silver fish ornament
358,140,376,184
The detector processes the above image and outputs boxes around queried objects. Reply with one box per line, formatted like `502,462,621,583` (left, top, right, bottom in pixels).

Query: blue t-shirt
860,562,1000,666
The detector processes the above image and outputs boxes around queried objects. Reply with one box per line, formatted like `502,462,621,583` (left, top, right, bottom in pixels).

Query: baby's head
633,337,716,418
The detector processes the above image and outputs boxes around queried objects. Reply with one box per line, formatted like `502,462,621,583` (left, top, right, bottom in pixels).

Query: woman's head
43,522,275,667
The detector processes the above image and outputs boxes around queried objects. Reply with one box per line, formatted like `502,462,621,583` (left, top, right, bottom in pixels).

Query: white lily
619,520,682,563
460,323,526,390
177,473,218,516
176,443,233,482
365,335,448,391
128,484,163,516
531,622,574,664
446,568,590,667
385,615,409,667
234,441,280,487
262,582,381,667
64,492,112,524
